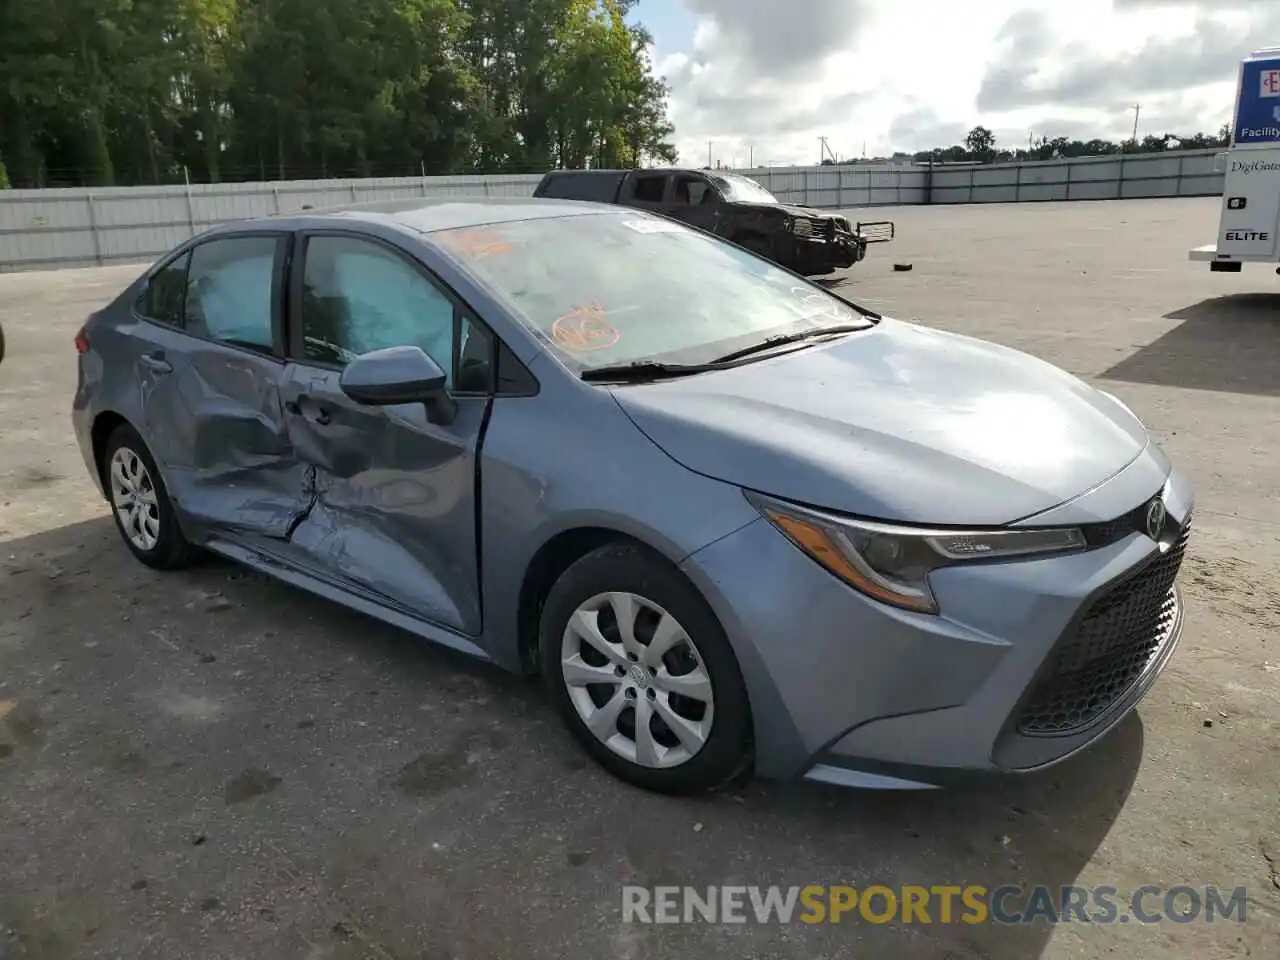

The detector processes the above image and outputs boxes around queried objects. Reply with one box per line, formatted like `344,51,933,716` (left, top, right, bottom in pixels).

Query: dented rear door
137,232,309,538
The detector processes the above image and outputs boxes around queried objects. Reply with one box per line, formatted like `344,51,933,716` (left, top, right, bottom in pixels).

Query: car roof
204,196,617,238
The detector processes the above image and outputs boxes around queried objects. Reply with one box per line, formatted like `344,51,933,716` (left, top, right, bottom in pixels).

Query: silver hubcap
560,592,715,769
109,447,161,552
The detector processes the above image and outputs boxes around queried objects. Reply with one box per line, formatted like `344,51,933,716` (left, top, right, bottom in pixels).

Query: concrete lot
1,197,1277,959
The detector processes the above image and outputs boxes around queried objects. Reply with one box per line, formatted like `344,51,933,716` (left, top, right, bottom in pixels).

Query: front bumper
678,457,1193,788
788,232,864,274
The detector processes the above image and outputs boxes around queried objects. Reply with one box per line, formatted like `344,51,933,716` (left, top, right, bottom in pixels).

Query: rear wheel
102,423,198,570
540,542,752,794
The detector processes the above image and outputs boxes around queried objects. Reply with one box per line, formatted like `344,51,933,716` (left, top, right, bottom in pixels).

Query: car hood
735,201,832,220
611,319,1149,526
777,203,831,219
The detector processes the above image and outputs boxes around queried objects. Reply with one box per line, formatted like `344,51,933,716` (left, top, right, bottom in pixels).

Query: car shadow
1099,294,1280,396
715,717,1142,957
1,515,1141,959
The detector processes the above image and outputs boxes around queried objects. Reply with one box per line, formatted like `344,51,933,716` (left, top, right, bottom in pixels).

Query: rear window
538,173,625,202
138,252,191,326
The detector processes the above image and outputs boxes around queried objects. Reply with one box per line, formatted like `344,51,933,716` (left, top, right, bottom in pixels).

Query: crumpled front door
278,362,487,636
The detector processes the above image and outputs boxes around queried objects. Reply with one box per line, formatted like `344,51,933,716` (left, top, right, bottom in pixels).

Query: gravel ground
1,196,1277,959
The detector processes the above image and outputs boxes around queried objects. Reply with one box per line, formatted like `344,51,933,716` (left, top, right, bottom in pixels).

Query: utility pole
1131,103,1141,143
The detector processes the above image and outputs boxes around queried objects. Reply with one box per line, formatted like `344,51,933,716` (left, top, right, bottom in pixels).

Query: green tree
964,125,996,160
0,0,675,186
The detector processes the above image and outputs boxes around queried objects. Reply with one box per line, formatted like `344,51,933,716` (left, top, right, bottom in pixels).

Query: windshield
431,211,873,375
710,174,779,204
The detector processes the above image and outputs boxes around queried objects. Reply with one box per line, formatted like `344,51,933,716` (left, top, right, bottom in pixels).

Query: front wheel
540,542,752,794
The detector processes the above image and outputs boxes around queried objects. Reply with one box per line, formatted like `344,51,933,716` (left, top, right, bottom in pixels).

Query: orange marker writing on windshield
551,301,620,352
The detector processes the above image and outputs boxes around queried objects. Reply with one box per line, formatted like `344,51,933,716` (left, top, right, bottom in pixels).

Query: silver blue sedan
72,198,1192,794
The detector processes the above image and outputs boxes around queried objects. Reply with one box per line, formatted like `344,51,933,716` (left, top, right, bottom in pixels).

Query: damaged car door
277,233,491,635
133,232,308,538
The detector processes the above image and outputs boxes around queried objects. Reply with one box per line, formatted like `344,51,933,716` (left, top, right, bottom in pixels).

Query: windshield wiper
707,323,867,364
580,360,717,383
582,323,869,382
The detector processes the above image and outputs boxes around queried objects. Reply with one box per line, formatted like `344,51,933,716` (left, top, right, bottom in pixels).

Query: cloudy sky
629,0,1280,167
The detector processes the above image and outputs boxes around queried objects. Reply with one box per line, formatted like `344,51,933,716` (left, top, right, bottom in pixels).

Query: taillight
74,326,90,354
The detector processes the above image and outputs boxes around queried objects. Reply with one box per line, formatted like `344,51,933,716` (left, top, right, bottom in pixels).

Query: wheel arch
90,410,133,496
514,523,704,675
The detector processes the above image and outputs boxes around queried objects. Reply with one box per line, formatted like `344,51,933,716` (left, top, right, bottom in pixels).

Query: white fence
0,150,1225,273
926,148,1223,203
0,174,545,273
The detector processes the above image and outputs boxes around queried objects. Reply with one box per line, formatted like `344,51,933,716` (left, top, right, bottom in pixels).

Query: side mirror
339,346,456,424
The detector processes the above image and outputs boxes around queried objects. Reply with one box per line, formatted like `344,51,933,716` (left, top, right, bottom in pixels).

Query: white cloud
651,0,1280,166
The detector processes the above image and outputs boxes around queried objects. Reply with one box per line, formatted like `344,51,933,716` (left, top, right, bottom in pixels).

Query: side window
495,338,538,395
455,316,494,394
673,176,712,206
138,251,191,326
541,173,625,202
631,175,667,203
184,237,280,352
299,236,457,386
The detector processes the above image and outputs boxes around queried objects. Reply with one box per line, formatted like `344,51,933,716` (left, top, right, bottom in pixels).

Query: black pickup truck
532,167,894,276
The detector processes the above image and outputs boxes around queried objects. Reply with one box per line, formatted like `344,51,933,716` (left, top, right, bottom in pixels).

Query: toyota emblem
1144,498,1167,541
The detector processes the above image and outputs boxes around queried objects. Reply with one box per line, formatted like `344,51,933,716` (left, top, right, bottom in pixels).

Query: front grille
1080,499,1151,547
1016,519,1190,736
792,219,813,238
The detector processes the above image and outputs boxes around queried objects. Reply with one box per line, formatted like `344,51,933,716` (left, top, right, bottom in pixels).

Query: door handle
287,396,332,426
139,352,172,374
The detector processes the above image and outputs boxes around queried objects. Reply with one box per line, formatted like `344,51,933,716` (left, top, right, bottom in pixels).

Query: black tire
539,541,753,795
101,423,198,570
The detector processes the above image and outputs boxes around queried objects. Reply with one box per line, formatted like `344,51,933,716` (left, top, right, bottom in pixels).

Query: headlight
746,492,1087,614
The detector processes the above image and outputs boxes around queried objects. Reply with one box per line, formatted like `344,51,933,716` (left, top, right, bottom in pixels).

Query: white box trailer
1189,45,1280,273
